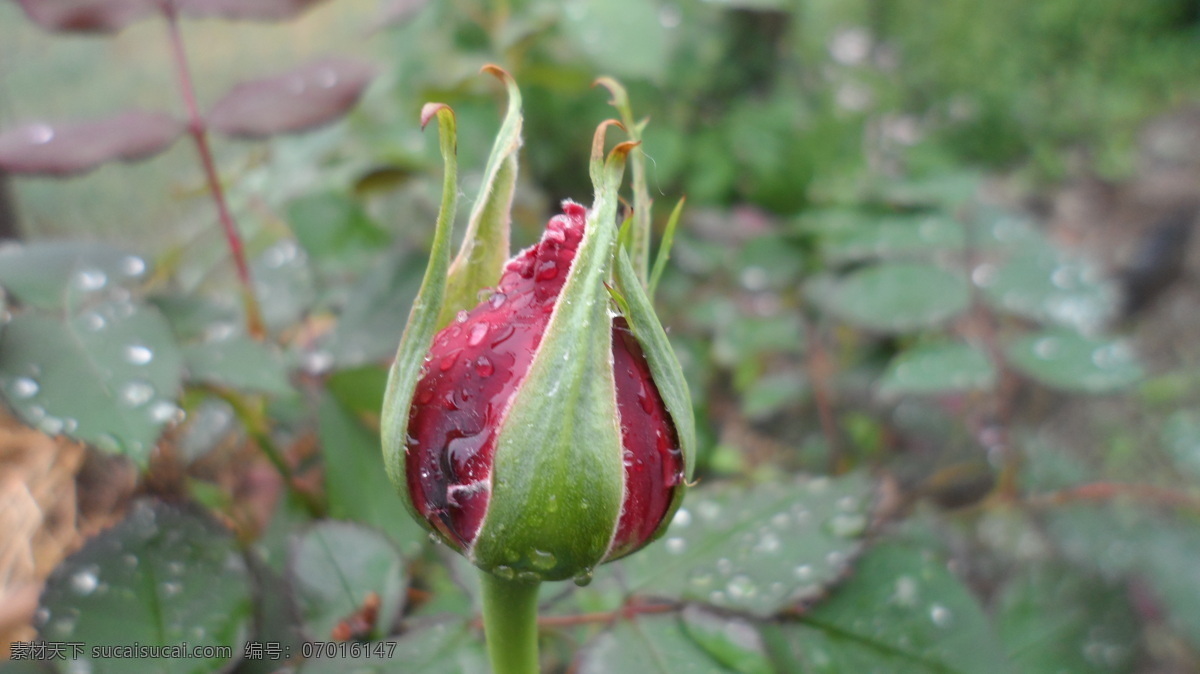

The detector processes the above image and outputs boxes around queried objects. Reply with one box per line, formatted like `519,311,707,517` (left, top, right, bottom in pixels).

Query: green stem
479,571,541,674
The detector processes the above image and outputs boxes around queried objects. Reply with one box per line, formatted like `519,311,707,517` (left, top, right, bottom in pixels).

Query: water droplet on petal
468,323,489,347
474,356,494,377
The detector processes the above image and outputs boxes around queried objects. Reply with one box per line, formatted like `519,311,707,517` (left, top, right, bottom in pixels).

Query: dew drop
73,268,108,292
573,569,594,587
793,564,813,581
27,123,54,144
125,344,153,365
929,603,953,628
468,323,490,346
80,311,106,332
530,549,557,570
672,508,692,528
536,260,559,281
474,356,495,377
1034,336,1060,359
753,532,781,553
71,567,99,596
493,566,514,580
516,571,541,582
892,576,918,607
489,292,508,309
666,537,687,554
456,310,469,324
120,255,147,277
149,400,183,424
119,380,155,407
10,376,38,399
161,581,182,597
727,574,758,600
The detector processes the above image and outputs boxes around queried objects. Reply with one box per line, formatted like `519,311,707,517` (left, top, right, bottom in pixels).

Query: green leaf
560,0,673,82
252,239,317,335
289,522,407,642
149,293,240,342
326,365,389,419
286,191,389,269
318,393,426,556
1161,410,1200,480
578,614,731,674
1006,330,1141,393
0,299,183,463
808,263,969,333
769,543,1011,674
37,501,252,674
182,336,293,395
299,621,486,673
1050,505,1200,650
614,473,872,617
321,251,426,370
438,66,521,328
996,564,1139,673
681,605,774,674
0,241,149,309
878,342,996,397
979,250,1116,332
819,213,965,264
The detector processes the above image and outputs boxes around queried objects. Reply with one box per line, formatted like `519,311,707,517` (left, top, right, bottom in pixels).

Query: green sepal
613,243,696,548
437,65,523,329
648,196,686,299
470,136,637,582
596,77,652,284
380,104,459,537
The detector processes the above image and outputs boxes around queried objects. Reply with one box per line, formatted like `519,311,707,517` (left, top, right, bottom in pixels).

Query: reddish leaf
14,0,155,33
0,111,184,177
207,58,376,139
176,0,324,21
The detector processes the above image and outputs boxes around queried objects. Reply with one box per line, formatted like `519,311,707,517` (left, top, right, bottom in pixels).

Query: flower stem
479,571,540,674
161,0,266,339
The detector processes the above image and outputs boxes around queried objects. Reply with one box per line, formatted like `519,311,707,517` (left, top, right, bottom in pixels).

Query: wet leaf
808,262,969,333
208,58,376,139
767,543,1011,673
996,564,1139,673
1050,506,1200,650
820,213,965,264
0,242,149,309
614,473,873,616
252,239,316,335
149,292,240,342
1161,410,1200,480
285,192,389,271
319,251,425,369
680,605,774,674
0,299,184,464
878,342,996,397
182,336,293,395
577,613,731,673
176,0,322,20
0,111,183,176
317,394,425,556
299,620,485,673
289,521,407,642
37,501,252,673
1006,329,1142,393
326,365,388,420
559,0,673,82
978,250,1116,333
14,0,155,33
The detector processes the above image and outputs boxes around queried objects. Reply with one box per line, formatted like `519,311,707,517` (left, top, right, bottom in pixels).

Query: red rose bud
382,83,694,585
405,202,684,573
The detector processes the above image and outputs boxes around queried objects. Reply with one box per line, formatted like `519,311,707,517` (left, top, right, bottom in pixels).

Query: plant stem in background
479,572,541,674
161,1,266,339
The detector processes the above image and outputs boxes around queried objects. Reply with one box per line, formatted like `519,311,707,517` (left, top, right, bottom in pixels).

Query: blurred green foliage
3,0,1200,672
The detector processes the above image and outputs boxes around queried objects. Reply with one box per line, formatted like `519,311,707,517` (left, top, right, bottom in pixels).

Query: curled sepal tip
589,119,626,187
592,76,629,109
420,102,454,131
437,64,524,328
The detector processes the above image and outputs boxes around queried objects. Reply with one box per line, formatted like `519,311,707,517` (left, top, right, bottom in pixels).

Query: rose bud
381,70,694,585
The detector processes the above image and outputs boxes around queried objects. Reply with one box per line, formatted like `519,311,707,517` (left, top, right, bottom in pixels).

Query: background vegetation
2,0,1200,671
